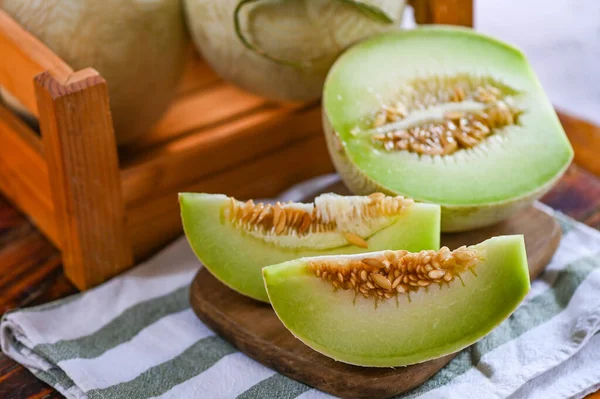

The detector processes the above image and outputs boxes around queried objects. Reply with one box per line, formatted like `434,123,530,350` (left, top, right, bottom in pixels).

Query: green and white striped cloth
2,175,600,399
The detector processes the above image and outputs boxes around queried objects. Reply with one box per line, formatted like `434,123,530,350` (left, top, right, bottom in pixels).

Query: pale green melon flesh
263,235,530,367
180,193,440,302
323,27,573,228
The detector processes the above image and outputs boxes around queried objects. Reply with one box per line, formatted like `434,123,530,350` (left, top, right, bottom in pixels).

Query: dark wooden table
1,113,600,398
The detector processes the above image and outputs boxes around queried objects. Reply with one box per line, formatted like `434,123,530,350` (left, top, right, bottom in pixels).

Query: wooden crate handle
34,69,133,290
409,0,474,27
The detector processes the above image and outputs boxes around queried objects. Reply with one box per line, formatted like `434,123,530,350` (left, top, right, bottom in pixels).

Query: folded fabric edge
1,314,84,398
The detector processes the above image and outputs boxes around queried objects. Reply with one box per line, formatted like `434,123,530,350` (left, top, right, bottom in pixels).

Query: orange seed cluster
310,246,481,301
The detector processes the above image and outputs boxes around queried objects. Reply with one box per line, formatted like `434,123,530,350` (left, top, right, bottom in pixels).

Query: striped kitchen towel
2,174,600,399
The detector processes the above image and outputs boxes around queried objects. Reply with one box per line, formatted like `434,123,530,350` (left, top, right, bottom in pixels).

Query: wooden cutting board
190,193,561,399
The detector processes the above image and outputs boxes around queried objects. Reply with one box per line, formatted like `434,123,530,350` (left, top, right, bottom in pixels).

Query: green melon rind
263,235,530,367
324,120,567,232
180,193,440,302
322,26,573,232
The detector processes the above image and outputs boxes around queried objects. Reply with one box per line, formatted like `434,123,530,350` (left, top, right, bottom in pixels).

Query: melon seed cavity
369,74,522,156
224,193,414,244
309,246,481,300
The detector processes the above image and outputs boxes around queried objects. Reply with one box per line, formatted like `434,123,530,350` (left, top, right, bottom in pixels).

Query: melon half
323,27,573,231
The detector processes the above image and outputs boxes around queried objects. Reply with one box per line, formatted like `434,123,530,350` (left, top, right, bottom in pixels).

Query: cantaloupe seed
224,194,414,246
309,246,482,300
369,74,523,156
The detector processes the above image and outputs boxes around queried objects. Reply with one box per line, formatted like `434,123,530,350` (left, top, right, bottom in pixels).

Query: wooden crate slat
35,69,133,289
0,103,42,153
127,134,334,260
410,0,474,26
558,112,600,177
176,51,221,96
0,10,72,117
120,105,321,206
123,83,269,153
0,105,58,245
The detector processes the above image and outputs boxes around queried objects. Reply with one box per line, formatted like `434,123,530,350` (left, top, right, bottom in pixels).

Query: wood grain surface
189,204,560,399
1,132,600,398
35,70,133,290
558,112,600,177
410,0,473,27
0,103,57,246
0,10,72,117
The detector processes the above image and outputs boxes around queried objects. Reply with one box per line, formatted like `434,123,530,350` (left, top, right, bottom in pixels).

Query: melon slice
180,192,440,302
263,235,530,367
323,26,573,231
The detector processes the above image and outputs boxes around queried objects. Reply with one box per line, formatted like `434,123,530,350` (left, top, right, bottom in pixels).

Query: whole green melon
2,0,188,146
183,0,405,102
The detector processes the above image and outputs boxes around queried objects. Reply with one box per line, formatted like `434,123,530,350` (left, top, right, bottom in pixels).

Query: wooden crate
0,0,473,290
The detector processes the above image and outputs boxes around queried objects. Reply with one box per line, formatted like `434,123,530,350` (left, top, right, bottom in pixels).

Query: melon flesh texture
180,193,440,302
263,235,530,367
323,27,573,231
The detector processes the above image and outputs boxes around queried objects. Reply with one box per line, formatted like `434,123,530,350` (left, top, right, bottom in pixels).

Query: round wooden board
190,205,561,399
